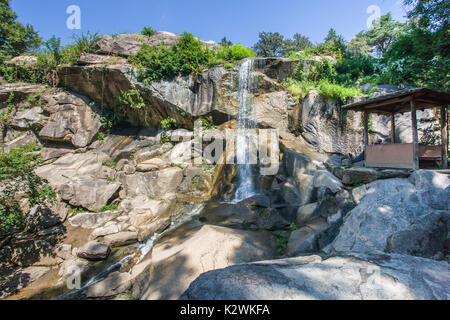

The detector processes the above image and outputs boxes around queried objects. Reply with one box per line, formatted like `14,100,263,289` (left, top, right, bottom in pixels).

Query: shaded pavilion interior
343,88,449,170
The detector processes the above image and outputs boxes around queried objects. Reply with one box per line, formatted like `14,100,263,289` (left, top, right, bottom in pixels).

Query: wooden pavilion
343,88,449,170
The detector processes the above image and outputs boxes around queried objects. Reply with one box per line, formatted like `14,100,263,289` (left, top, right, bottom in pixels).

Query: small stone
77,240,110,261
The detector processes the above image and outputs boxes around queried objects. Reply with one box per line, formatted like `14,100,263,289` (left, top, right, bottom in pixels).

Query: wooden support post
411,99,419,170
363,111,369,166
391,112,396,144
441,106,448,169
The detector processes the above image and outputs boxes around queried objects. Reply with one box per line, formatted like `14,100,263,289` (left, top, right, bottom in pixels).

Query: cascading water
234,59,258,201
57,204,205,300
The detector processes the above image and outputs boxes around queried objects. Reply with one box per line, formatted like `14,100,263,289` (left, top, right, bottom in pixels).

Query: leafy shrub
161,117,177,130
72,31,100,55
196,116,216,130
0,144,55,231
316,80,363,102
131,44,180,82
284,78,316,100
118,88,145,109
130,32,254,82
333,55,376,85
100,107,126,130
284,78,363,102
215,44,255,62
0,92,16,125
102,201,120,212
141,27,156,37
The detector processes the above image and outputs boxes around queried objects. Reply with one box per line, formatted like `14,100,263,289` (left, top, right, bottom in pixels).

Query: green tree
0,144,55,232
324,28,347,53
404,0,449,30
382,22,449,90
219,37,233,47
365,13,407,57
0,0,42,62
347,32,372,57
253,32,285,57
281,33,313,56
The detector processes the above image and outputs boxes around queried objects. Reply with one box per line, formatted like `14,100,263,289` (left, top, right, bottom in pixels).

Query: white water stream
234,59,258,202
59,204,205,299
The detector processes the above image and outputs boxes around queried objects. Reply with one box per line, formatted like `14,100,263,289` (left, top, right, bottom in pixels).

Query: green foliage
196,116,216,130
215,44,256,62
273,235,288,255
0,0,42,63
69,205,86,217
284,78,363,102
253,32,314,57
404,0,449,30
129,149,137,160
284,78,317,100
191,175,201,185
119,88,145,109
380,23,450,90
323,28,347,55
0,62,45,84
0,92,16,125
219,37,233,47
130,32,212,82
365,14,407,57
252,32,285,57
102,201,120,212
281,33,313,57
101,108,126,131
141,27,156,37
347,32,372,57
333,55,376,85
130,32,255,82
72,31,100,55
0,31,99,85
316,80,363,102
285,223,298,232
161,117,177,130
0,144,56,231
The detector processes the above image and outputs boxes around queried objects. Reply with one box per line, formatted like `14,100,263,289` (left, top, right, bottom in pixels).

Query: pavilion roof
343,88,450,115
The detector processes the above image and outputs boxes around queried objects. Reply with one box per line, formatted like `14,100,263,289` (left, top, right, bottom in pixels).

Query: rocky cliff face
0,43,446,301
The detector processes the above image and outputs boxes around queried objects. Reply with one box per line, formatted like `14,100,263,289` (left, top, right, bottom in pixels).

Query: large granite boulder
36,151,120,212
59,177,121,212
181,253,450,300
94,32,180,57
38,91,102,148
138,224,276,300
119,196,174,241
77,241,110,261
117,167,183,199
326,171,450,258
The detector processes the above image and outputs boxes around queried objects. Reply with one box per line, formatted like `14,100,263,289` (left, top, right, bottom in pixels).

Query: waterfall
234,59,257,201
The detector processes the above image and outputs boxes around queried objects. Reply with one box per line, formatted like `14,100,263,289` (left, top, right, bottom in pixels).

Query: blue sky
11,0,410,47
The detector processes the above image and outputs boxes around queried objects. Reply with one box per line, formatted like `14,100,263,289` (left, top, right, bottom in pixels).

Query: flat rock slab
342,168,378,186
181,253,450,300
86,271,132,298
69,210,121,229
102,232,138,248
139,224,276,300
